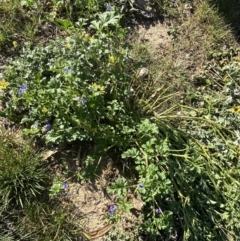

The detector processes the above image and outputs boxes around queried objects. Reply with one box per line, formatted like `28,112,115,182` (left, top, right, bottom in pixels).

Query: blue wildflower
62,182,68,189
106,4,112,11
156,208,163,215
109,205,116,216
17,84,28,95
139,184,144,189
81,97,87,104
63,67,73,74
18,88,23,95
45,124,51,131
110,205,116,212
21,84,28,90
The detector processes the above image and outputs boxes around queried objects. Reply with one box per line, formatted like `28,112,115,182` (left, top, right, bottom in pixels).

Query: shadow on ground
211,0,240,41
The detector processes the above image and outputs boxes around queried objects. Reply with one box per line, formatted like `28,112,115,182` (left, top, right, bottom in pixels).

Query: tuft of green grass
0,128,49,210
0,127,86,240
0,201,84,241
16,201,83,240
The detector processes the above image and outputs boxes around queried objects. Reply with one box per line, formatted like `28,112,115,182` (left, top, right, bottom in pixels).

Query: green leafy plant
107,177,132,222
107,116,240,240
105,226,138,241
167,47,240,240
2,10,138,149
49,174,65,199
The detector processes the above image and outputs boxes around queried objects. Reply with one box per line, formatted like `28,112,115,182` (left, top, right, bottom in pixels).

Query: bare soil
135,19,172,52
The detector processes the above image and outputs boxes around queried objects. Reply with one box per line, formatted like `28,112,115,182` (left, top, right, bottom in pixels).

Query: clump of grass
0,0,41,55
0,127,86,240
0,201,83,241
172,0,236,74
0,127,49,210
17,201,83,240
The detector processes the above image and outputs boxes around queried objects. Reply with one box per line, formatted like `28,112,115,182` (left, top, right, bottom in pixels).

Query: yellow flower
233,56,240,61
0,79,9,89
223,76,230,82
65,42,71,49
201,145,209,154
42,106,48,113
13,41,18,48
98,85,105,93
88,36,93,42
92,83,105,93
205,79,211,84
81,31,86,36
231,106,240,114
109,55,115,64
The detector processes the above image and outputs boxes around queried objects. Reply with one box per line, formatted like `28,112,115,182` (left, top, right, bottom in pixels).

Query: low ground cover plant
1,10,138,148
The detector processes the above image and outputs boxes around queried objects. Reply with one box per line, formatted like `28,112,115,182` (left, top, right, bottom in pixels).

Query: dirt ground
49,144,144,241
135,19,172,52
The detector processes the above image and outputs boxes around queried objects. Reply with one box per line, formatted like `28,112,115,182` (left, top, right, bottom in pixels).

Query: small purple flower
63,67,73,73
156,208,163,215
62,182,68,189
139,184,144,189
109,205,116,216
45,124,51,131
18,88,23,95
110,205,116,212
17,84,28,95
81,97,87,104
106,4,112,11
21,84,28,90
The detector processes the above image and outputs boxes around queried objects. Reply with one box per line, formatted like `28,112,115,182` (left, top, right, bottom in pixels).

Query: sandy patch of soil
134,19,172,53
64,179,142,240
46,147,143,240
66,180,114,238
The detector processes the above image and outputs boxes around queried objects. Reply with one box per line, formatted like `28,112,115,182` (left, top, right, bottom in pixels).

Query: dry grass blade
87,224,114,240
